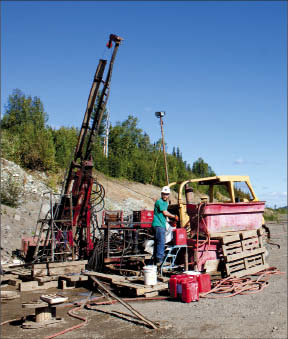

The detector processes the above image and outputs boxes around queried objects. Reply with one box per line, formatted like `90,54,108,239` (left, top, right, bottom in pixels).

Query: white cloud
233,157,263,166
234,158,244,165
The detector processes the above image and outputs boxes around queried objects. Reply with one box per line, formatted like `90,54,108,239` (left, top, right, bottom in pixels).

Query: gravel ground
1,219,287,339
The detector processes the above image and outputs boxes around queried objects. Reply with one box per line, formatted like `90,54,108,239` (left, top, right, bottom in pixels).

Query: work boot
156,262,162,274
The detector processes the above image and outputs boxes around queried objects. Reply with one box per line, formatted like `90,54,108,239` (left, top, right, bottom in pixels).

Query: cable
200,267,284,299
0,318,23,326
44,291,93,339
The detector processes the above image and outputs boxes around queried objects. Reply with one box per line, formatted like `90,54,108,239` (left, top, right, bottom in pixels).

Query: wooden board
84,271,126,283
59,274,88,282
47,260,87,268
19,280,39,292
1,274,20,281
8,278,21,287
48,265,85,276
219,230,269,278
38,281,59,289
40,294,68,304
32,267,48,277
204,259,220,272
224,248,265,262
222,231,264,257
22,318,63,329
33,263,47,269
112,280,168,296
209,231,241,239
229,263,270,278
34,276,59,283
225,252,267,277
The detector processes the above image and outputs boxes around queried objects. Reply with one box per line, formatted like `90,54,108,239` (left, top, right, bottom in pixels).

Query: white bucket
183,271,201,275
143,265,157,286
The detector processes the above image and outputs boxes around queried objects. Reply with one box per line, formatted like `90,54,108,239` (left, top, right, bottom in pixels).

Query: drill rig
30,34,123,263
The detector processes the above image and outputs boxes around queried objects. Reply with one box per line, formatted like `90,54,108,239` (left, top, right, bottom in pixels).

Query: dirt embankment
1,158,181,264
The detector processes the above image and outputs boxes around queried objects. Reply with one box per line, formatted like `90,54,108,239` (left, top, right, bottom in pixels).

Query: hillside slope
1,158,182,264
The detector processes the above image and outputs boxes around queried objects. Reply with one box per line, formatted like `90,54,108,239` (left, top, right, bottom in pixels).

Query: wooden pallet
112,277,168,297
221,229,268,278
32,260,87,277
58,274,88,289
84,272,168,297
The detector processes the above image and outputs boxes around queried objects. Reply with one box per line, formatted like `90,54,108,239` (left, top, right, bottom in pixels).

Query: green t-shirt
152,198,168,228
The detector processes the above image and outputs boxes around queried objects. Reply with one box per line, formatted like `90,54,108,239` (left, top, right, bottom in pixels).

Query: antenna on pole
155,111,169,185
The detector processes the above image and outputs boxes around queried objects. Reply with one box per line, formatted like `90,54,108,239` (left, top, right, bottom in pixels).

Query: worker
152,186,178,268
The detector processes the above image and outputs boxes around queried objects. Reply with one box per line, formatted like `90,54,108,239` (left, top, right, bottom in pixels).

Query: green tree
1,89,56,171
52,127,78,168
192,157,215,178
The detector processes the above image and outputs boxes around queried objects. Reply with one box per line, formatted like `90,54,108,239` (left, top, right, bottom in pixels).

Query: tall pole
155,112,169,185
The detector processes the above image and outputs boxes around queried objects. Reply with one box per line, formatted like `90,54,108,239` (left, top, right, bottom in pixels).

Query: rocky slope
1,158,182,264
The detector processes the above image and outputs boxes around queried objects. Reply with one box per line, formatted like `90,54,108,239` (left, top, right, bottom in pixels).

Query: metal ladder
160,245,187,275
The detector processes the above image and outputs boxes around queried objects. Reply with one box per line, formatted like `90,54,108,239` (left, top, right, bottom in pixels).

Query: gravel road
1,218,287,339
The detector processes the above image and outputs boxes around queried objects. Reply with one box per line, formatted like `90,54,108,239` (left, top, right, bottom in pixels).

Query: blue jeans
153,226,166,264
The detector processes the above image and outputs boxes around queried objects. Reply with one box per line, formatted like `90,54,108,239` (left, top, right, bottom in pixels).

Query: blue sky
1,1,287,207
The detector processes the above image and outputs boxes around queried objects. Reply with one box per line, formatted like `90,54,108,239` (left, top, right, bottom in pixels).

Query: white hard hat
161,186,171,194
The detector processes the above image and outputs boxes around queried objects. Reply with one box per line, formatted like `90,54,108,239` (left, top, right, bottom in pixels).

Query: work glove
174,215,179,222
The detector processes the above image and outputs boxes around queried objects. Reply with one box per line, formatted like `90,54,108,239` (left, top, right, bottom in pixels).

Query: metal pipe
159,115,169,185
50,192,55,262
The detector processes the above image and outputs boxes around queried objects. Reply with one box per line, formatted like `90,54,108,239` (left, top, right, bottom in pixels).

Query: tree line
1,89,216,190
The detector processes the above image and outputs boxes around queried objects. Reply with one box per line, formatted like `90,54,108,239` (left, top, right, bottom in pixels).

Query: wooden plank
33,263,47,269
222,234,240,244
112,281,168,296
20,281,39,292
246,256,264,267
242,238,259,249
227,262,246,272
48,265,85,276
84,271,126,283
38,281,59,289
144,291,159,298
209,231,239,239
34,276,59,283
1,274,19,281
40,294,68,304
8,278,21,287
225,248,265,262
32,268,48,277
60,274,88,282
22,318,63,329
208,272,222,280
223,247,242,257
240,230,258,239
59,280,74,290
48,260,87,268
222,242,242,250
230,263,269,278
204,259,220,272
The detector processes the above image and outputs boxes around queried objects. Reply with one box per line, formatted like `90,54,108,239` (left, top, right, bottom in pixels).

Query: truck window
213,184,231,202
234,182,253,202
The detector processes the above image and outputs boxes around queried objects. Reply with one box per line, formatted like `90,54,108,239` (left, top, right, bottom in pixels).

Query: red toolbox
181,280,199,303
133,210,153,228
173,228,187,246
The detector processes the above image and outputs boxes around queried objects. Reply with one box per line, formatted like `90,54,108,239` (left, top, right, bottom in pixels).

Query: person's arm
163,210,178,220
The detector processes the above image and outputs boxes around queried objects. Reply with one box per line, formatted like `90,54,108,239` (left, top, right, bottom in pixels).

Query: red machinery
29,34,123,263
